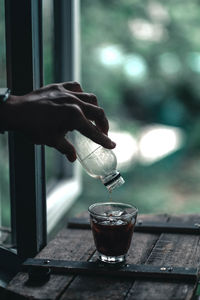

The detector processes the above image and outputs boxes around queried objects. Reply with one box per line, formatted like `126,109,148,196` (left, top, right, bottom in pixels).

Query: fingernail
111,141,116,148
66,153,77,162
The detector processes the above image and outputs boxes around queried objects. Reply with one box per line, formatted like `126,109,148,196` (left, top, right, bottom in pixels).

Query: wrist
0,94,20,132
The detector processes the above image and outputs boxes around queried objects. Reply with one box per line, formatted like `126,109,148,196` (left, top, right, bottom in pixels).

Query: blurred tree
81,0,200,134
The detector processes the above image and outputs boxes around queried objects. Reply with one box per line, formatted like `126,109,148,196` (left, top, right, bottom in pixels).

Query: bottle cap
103,172,125,191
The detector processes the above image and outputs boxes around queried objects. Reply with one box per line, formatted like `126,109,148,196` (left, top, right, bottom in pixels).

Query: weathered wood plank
59,215,167,300
125,214,200,300
4,228,95,300
5,214,199,300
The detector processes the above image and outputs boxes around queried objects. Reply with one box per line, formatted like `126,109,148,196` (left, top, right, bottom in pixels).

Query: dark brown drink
88,202,138,264
91,219,134,256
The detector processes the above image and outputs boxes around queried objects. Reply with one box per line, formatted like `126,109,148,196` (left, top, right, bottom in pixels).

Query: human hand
1,82,116,161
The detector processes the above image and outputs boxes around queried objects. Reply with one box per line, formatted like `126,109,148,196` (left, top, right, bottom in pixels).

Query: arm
0,82,116,162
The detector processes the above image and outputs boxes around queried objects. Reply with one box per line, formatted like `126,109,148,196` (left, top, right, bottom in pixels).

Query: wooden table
4,214,200,300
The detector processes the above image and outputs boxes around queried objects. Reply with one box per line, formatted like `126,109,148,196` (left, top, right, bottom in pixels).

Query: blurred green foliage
71,0,200,215
81,0,200,132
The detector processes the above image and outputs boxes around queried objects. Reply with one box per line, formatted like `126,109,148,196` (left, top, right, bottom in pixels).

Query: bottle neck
100,170,125,191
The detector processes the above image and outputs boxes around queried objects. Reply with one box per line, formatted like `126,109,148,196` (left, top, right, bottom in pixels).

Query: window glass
43,0,57,185
0,134,10,228
0,0,6,86
43,0,54,86
69,0,200,216
0,0,11,233
43,1,81,237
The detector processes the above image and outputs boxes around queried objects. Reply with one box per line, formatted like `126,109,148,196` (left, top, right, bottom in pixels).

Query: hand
1,82,116,161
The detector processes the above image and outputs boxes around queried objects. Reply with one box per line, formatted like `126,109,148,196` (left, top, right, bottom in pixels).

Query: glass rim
88,202,138,218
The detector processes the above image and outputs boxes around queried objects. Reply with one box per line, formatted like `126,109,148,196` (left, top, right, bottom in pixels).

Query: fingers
63,89,99,107
60,104,115,149
49,82,99,107
62,81,83,92
51,82,109,133
72,108,115,149
54,94,109,134
70,92,98,106
61,82,99,106
79,122,116,149
54,136,77,162
81,103,109,135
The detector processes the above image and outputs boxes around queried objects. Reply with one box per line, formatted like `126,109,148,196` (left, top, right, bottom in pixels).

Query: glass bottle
67,131,125,191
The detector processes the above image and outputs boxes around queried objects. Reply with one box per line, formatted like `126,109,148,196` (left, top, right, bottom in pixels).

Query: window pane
43,0,74,186
0,134,10,228
43,1,81,237
0,0,6,86
69,0,200,216
43,0,56,185
43,0,54,86
0,0,11,234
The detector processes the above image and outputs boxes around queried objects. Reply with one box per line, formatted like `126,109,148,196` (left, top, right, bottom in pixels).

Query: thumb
54,137,77,162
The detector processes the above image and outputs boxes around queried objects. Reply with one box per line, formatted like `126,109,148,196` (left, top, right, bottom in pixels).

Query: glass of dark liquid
88,202,138,264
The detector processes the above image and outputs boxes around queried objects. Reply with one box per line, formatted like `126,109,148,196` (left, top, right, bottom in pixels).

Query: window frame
5,0,46,259
4,0,81,259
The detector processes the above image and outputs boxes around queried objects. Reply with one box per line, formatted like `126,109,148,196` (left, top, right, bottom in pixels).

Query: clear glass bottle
67,131,124,191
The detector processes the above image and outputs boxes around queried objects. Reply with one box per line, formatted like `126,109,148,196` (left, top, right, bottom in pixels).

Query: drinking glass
88,202,138,264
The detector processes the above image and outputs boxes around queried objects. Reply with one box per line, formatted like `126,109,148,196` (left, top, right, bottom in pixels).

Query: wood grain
59,214,167,300
125,214,200,300
4,214,200,300
4,228,95,300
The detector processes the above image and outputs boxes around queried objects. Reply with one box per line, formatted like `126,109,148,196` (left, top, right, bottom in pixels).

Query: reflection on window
0,134,10,233
0,0,11,239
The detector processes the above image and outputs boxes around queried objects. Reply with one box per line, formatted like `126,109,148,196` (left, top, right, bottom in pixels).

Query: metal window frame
3,0,81,259
5,0,46,259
